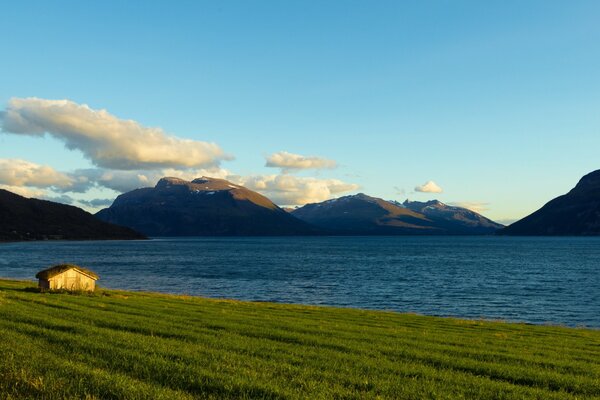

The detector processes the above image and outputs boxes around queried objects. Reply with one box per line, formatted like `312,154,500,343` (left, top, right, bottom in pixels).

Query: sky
0,1,599,224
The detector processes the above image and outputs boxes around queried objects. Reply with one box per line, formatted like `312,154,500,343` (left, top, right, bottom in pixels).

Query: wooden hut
36,264,98,291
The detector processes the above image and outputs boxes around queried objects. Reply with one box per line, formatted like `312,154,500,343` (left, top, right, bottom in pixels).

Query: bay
1,236,598,327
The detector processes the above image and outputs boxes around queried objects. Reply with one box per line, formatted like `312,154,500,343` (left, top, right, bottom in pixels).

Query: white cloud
0,184,47,198
0,157,234,196
449,201,490,214
78,198,114,208
415,180,443,193
239,174,359,206
160,167,233,182
265,151,337,172
0,159,85,192
43,194,76,205
1,97,229,170
76,169,152,193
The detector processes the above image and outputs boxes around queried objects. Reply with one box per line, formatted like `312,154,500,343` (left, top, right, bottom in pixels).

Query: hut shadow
21,286,42,293
6,286,102,296
0,284,41,293
3,286,47,294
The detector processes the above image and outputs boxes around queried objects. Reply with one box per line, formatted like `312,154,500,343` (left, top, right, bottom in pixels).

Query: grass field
0,279,599,399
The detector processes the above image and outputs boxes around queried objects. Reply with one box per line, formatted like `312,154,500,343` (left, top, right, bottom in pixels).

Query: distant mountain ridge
402,199,503,234
96,177,316,236
0,189,145,241
291,193,502,235
501,169,600,235
291,193,433,234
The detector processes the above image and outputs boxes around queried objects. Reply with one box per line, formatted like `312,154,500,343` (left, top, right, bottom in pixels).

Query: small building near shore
36,264,99,292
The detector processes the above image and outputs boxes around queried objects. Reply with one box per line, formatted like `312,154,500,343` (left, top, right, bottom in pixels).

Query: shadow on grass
8,286,106,297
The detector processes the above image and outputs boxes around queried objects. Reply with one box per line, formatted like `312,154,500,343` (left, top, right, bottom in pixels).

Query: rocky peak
340,193,381,203
155,176,237,192
155,177,188,188
403,199,445,211
191,177,210,184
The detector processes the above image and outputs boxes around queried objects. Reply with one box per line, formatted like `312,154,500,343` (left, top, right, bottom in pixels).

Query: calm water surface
1,236,598,327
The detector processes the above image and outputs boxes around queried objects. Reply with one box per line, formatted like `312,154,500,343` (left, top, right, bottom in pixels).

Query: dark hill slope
0,189,145,241
96,177,317,236
501,170,600,235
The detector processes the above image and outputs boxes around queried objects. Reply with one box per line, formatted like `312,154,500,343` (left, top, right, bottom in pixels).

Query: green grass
0,279,599,399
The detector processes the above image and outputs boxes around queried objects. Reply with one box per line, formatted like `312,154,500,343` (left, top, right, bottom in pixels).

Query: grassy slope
0,279,599,399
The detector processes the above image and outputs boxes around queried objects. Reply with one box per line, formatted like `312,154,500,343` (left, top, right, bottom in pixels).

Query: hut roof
35,264,99,280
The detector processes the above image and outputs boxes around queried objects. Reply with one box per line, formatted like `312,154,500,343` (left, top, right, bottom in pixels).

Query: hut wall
48,270,96,291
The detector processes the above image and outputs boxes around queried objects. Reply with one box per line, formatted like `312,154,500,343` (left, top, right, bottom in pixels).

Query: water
1,236,599,327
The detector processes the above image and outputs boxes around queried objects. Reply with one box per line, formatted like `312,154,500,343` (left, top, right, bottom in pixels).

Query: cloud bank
78,198,115,208
415,180,443,193
449,201,489,214
74,166,233,193
1,98,228,170
76,169,358,206
0,155,358,208
0,184,47,198
239,174,358,205
0,158,233,197
265,151,337,172
0,159,87,192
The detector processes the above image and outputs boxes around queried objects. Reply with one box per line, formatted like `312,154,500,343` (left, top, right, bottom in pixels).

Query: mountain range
0,189,145,241
95,177,503,236
402,199,503,234
291,194,503,235
18,168,600,239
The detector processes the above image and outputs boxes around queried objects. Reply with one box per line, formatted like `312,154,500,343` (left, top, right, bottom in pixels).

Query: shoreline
2,278,597,331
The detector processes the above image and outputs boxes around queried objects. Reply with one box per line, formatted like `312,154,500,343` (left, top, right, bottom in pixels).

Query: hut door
65,274,77,290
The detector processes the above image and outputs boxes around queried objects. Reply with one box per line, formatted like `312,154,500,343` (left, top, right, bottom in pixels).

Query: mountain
501,169,600,235
96,177,316,236
402,200,503,234
291,194,502,235
291,193,433,234
0,189,145,241
291,193,437,234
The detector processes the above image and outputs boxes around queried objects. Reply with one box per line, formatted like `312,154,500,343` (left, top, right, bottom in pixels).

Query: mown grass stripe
1,279,599,399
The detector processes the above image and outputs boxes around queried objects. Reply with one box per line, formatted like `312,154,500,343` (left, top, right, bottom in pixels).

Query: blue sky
1,1,599,223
